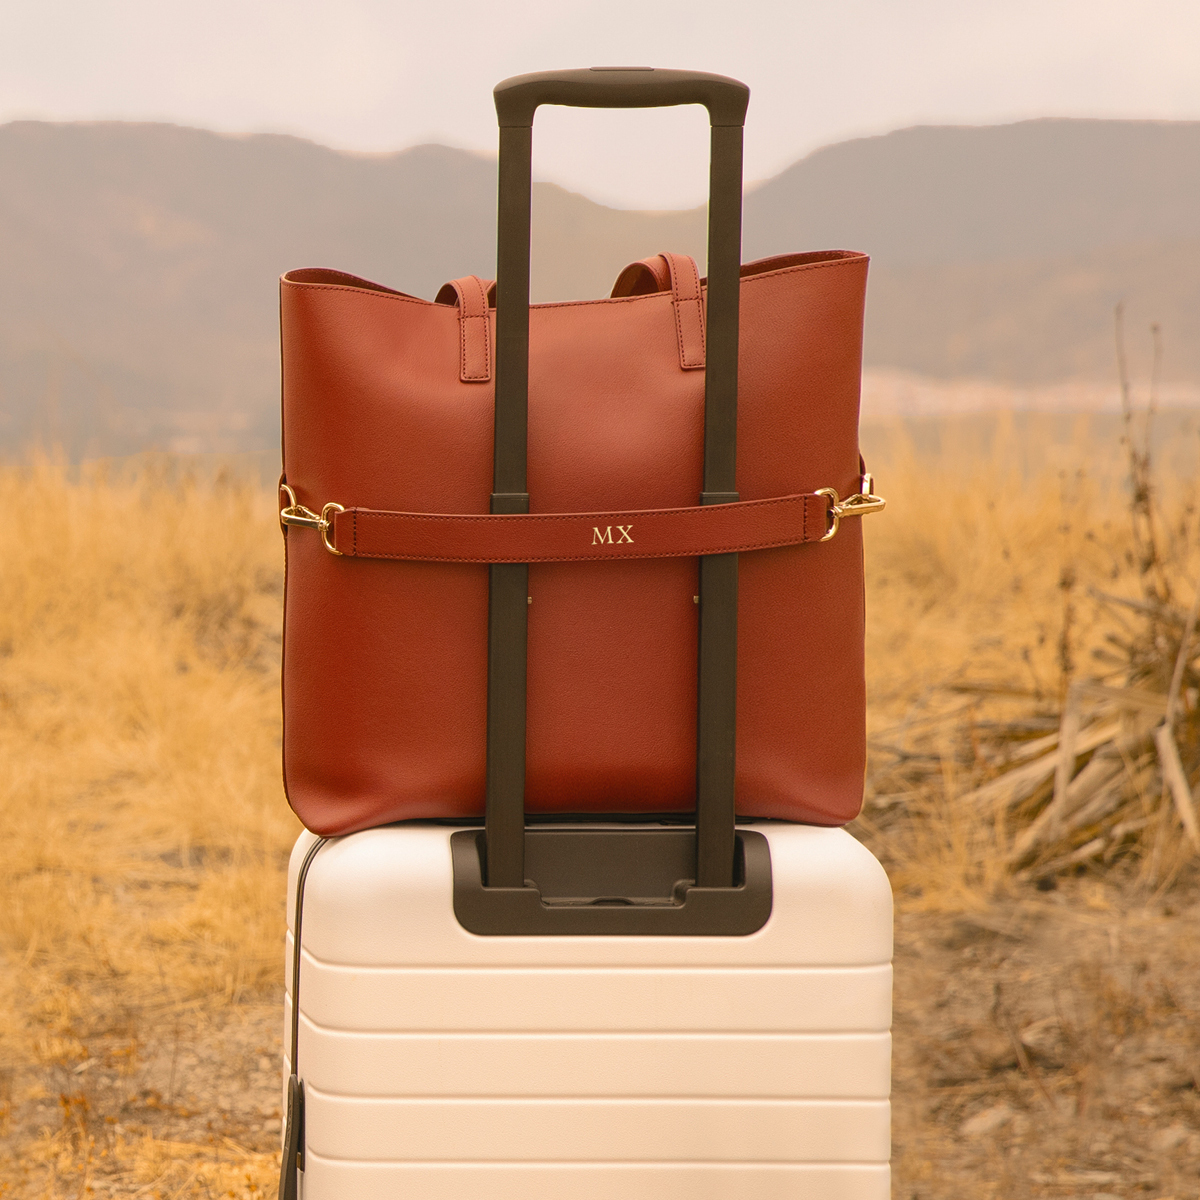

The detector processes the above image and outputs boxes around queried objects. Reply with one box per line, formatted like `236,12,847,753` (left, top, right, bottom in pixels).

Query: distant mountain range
1,117,1197,456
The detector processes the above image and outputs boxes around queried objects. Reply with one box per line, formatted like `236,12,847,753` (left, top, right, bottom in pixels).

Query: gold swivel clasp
815,472,887,542
280,484,345,555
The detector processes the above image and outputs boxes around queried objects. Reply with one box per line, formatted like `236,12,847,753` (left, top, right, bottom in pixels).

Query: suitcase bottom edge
300,1157,891,1200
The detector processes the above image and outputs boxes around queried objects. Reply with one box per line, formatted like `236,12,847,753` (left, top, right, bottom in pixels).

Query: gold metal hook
280,485,345,555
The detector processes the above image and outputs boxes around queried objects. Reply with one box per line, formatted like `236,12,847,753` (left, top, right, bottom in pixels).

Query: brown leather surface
610,255,671,297
327,490,833,561
661,252,706,370
280,250,869,834
433,275,495,382
611,253,705,370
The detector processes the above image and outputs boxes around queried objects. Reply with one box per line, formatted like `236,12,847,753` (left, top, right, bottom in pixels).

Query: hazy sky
3,0,1199,209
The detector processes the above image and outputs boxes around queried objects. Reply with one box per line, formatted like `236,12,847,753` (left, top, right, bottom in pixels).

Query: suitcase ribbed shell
284,824,893,1199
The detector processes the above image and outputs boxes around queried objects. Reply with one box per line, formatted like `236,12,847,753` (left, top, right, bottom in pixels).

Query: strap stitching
347,536,819,563
670,264,689,369
459,291,469,379
687,256,706,360
453,276,493,383
665,253,705,370
343,495,830,560
475,276,492,381
352,492,818,524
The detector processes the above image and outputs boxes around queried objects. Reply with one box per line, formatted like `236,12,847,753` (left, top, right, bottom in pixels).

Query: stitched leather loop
610,253,705,370
434,275,495,382
329,490,831,562
662,251,706,370
610,255,672,297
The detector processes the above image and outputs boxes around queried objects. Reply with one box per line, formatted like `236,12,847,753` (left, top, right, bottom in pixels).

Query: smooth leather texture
610,255,672,297
326,490,834,562
433,276,496,383
611,253,704,370
662,252,706,370
281,249,869,835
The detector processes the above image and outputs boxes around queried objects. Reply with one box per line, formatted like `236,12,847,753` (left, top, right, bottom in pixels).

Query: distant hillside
745,119,1200,265
1,118,1196,456
744,119,1200,387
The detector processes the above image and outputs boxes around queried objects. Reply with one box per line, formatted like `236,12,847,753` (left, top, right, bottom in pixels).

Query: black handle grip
494,67,749,128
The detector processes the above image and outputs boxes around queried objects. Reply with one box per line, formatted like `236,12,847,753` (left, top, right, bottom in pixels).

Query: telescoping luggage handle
460,67,771,935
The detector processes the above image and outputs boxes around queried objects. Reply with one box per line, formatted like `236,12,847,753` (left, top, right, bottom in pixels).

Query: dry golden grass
0,410,1197,1196
856,412,1200,1196
858,410,1200,909
0,454,297,1196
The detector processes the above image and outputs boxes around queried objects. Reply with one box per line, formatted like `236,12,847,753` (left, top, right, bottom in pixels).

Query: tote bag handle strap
611,253,706,370
434,275,496,382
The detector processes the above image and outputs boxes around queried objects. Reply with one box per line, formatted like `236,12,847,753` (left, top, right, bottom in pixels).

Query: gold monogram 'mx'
591,525,634,546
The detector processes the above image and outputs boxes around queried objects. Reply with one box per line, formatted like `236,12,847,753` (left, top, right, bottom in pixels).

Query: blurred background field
1,380,1198,1197
5,7,1200,1196
0,453,292,1196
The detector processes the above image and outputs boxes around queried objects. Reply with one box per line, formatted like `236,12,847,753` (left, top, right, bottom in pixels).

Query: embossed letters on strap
328,491,832,562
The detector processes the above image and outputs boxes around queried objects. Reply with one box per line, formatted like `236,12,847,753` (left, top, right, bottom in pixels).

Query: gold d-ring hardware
319,503,345,555
816,473,887,542
280,485,345,556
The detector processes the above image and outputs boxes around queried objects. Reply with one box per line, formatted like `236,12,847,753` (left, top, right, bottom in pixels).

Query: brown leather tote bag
278,70,882,845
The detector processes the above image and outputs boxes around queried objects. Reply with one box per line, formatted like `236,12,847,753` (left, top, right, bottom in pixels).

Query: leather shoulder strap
610,253,705,371
434,275,495,382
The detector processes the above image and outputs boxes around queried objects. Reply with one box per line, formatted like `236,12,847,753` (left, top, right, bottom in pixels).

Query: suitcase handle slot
452,828,772,936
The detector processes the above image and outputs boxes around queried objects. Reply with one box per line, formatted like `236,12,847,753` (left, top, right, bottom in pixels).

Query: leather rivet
693,596,700,604
527,596,533,605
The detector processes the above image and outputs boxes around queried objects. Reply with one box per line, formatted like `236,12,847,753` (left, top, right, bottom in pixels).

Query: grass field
1,406,1198,1197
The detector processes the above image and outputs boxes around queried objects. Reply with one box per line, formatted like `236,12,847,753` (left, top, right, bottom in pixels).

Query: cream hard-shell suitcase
281,822,893,1200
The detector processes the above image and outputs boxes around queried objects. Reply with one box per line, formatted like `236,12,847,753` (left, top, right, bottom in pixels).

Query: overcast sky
3,0,1199,210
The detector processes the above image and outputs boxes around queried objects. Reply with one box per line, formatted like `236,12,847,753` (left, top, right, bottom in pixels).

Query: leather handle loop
434,275,495,382
662,252,705,370
610,253,705,371
610,256,672,297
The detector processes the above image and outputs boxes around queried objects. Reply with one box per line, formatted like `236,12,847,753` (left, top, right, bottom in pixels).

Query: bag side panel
736,255,869,823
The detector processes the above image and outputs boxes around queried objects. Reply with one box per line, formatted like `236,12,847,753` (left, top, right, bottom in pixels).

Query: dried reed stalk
864,316,1198,886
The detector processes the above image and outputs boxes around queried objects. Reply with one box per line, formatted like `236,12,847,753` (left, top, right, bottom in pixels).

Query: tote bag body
280,249,868,836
